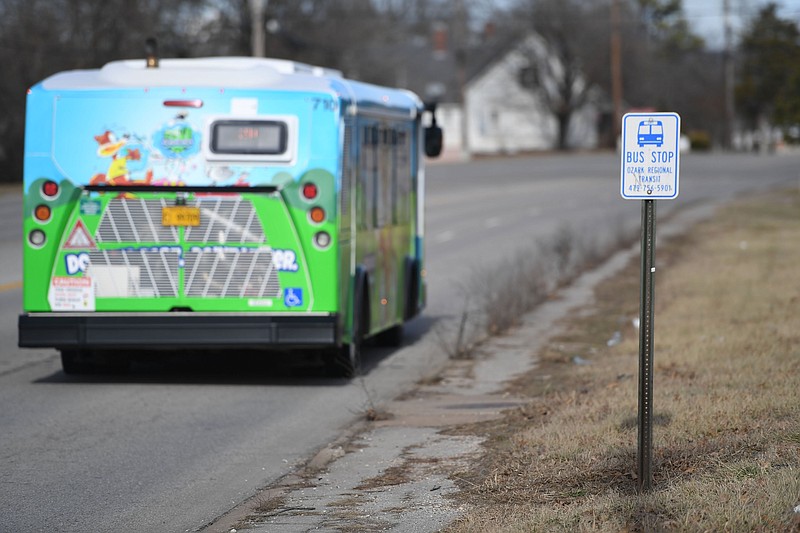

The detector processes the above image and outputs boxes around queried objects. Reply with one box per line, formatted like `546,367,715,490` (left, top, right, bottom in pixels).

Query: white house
464,33,600,155
389,28,604,159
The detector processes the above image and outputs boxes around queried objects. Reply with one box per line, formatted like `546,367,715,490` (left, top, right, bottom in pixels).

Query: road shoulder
202,201,719,532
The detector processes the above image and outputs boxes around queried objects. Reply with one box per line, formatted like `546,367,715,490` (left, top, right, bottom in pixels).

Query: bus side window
391,128,399,225
371,125,380,229
396,129,409,225
359,125,373,230
377,126,393,229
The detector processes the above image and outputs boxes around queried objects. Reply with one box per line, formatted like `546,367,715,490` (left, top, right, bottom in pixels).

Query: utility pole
250,0,267,57
611,0,623,146
723,0,735,149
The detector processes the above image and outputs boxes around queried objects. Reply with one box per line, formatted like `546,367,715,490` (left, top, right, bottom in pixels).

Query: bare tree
507,0,721,150
0,0,207,181
0,0,728,179
508,0,600,150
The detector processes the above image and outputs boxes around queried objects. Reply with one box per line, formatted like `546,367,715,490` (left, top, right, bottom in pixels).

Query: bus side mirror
424,125,443,158
424,102,443,158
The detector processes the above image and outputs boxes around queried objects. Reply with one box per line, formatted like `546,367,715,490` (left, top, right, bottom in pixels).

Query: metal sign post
638,199,656,492
620,112,680,493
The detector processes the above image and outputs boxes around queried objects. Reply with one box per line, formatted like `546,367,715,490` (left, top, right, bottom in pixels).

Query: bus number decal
273,249,299,272
311,98,337,112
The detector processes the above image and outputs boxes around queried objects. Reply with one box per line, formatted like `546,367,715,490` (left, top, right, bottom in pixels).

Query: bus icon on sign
637,120,664,147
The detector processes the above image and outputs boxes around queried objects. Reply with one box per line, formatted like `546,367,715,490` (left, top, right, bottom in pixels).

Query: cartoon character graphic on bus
90,131,153,186
155,113,201,159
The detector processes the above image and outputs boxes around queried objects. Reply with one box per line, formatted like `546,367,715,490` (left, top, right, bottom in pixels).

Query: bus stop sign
621,112,680,199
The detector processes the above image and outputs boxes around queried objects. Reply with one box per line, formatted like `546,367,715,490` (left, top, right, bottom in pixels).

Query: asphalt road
1,152,798,532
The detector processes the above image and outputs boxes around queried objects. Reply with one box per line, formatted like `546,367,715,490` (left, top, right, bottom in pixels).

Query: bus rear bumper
18,313,338,350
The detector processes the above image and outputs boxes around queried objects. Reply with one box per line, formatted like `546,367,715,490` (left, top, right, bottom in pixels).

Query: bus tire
404,257,420,321
60,349,96,375
375,323,403,347
327,278,366,378
60,349,129,375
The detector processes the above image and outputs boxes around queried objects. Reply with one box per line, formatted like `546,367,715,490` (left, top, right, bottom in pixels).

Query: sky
683,0,800,49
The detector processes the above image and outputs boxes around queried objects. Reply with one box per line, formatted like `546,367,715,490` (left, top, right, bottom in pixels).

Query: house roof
367,30,527,105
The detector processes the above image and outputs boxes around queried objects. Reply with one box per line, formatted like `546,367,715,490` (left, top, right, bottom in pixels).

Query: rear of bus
18,58,346,368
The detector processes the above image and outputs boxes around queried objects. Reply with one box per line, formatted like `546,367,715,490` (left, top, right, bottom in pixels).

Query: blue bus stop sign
621,112,681,199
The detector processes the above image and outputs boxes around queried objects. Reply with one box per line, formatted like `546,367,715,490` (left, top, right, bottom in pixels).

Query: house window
519,66,537,89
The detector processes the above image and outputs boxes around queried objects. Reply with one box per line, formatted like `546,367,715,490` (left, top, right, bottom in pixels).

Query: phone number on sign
628,184,673,193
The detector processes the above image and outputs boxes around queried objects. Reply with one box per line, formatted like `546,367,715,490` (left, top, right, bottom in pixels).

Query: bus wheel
60,349,96,375
327,283,365,378
60,349,129,375
375,323,403,347
403,257,420,321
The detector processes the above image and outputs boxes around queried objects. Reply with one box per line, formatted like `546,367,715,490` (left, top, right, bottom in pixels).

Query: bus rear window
211,121,287,155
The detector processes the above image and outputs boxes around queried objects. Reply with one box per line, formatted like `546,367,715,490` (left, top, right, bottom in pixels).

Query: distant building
379,26,605,159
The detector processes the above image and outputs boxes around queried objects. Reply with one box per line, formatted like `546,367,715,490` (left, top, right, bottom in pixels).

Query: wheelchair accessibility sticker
284,288,303,308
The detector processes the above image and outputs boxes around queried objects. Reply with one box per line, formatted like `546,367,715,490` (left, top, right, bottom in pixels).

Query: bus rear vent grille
89,197,280,299
184,248,281,298
96,198,178,244
186,197,265,244
87,249,180,298
95,197,266,244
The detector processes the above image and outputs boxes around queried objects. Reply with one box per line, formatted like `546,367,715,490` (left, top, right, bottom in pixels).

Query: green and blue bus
18,55,442,376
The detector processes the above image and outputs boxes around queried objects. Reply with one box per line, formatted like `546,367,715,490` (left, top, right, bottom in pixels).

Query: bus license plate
162,206,200,226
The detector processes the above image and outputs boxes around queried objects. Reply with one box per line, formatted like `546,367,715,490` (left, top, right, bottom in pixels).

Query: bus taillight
34,204,51,222
314,231,331,249
41,180,59,199
309,206,325,224
302,182,318,200
28,229,46,248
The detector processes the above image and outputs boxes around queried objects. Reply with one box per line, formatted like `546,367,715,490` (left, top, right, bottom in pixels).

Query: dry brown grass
437,222,639,359
447,189,800,532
